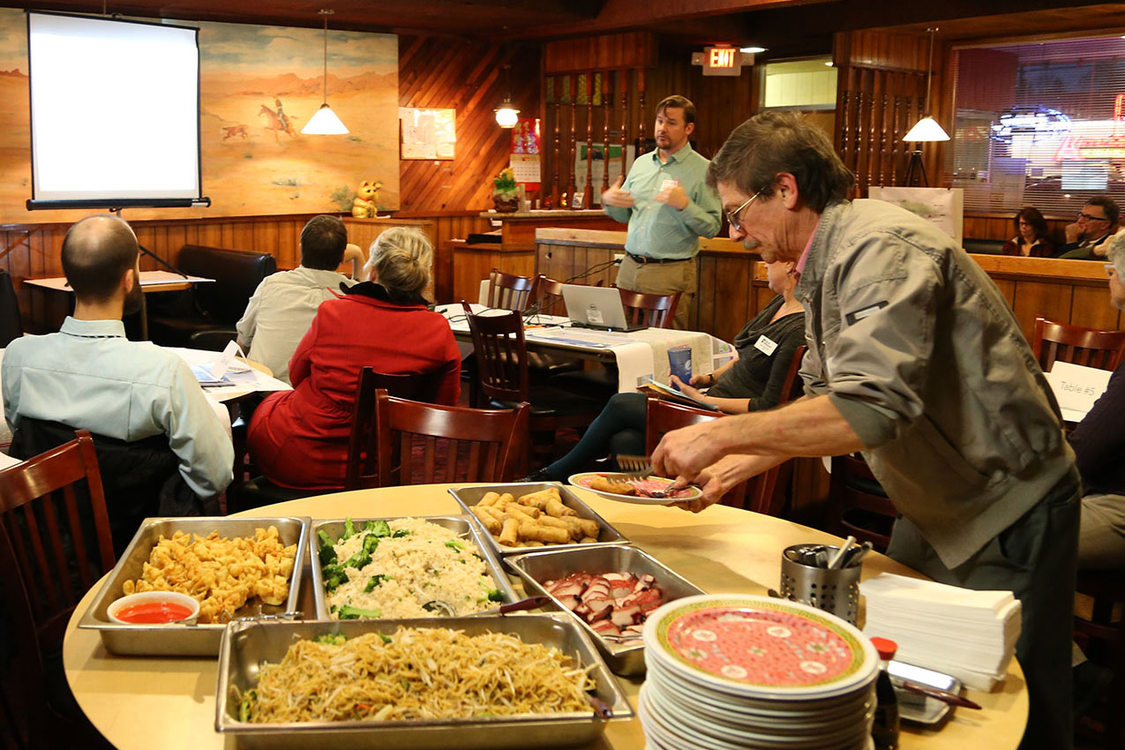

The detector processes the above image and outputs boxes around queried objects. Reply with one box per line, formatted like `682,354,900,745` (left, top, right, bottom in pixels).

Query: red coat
247,287,460,489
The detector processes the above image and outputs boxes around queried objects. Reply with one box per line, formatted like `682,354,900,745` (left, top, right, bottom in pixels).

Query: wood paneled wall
833,30,948,194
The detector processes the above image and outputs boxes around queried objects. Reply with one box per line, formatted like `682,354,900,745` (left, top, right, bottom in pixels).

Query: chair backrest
0,430,115,651
781,345,808,404
642,398,784,512
188,329,238,352
0,269,22,348
176,244,278,324
345,367,451,489
532,274,568,316
827,453,897,551
1033,316,1125,372
462,302,529,404
487,268,535,312
375,391,529,485
616,287,681,329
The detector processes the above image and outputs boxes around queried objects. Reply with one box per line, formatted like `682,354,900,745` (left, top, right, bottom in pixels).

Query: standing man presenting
653,112,1078,750
602,95,721,329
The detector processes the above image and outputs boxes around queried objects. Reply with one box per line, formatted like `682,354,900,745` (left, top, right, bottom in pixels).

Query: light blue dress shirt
603,142,722,259
2,317,233,497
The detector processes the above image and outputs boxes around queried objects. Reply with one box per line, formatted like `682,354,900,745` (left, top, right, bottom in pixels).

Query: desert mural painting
0,9,399,223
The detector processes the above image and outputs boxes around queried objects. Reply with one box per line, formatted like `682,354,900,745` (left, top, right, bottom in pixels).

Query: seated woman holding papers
526,260,805,481
247,228,460,489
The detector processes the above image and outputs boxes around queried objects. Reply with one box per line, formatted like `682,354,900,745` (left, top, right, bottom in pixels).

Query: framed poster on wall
399,107,456,159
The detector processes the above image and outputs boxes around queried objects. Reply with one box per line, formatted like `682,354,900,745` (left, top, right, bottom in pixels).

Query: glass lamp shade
902,116,949,143
495,102,520,128
302,103,349,135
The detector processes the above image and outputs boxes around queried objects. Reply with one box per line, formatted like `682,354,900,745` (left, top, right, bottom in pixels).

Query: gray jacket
797,200,1074,568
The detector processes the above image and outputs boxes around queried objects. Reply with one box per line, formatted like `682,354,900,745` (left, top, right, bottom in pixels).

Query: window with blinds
950,35,1125,218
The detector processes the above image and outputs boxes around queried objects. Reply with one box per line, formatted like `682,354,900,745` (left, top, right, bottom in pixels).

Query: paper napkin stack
860,573,1022,690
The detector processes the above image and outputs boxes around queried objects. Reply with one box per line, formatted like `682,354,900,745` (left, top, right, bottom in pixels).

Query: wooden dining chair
487,268,536,312
616,287,681,329
344,367,450,490
374,391,530,485
1073,568,1125,749
461,303,604,466
826,453,897,552
0,430,116,750
1032,317,1125,372
642,398,787,513
531,274,568,317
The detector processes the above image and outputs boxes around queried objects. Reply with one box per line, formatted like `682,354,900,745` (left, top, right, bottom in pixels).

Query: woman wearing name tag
525,259,805,481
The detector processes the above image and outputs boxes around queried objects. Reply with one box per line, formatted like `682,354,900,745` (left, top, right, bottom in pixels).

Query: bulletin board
399,107,456,159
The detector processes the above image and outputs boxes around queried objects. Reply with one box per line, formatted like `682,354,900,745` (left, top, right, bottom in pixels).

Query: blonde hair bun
367,226,433,296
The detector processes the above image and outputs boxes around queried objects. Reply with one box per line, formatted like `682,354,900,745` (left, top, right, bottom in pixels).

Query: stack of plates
640,594,879,750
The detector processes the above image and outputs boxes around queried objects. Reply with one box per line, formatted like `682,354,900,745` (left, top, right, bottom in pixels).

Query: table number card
1045,361,1112,422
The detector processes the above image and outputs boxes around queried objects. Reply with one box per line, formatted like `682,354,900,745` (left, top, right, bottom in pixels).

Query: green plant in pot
492,167,520,213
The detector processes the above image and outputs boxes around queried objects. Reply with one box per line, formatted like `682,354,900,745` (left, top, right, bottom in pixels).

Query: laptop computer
560,284,648,332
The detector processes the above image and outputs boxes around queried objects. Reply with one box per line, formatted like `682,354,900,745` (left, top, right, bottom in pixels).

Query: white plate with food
568,473,702,505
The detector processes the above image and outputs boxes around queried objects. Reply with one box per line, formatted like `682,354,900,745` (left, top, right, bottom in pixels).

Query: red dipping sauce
114,600,195,624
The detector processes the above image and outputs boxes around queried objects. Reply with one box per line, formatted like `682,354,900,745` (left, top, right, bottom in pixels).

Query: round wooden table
62,484,1029,749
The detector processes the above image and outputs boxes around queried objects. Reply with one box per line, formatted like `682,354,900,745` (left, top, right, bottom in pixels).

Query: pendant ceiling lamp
494,63,519,128
903,27,949,143
302,9,349,135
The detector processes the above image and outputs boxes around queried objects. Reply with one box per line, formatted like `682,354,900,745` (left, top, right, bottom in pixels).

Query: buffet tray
506,544,705,676
308,515,519,620
215,614,634,750
448,482,629,555
78,516,308,656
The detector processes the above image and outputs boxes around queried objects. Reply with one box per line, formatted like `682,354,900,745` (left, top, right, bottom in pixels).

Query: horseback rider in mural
275,97,290,131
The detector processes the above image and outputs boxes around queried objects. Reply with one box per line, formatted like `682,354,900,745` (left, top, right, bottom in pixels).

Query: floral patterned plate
642,594,878,700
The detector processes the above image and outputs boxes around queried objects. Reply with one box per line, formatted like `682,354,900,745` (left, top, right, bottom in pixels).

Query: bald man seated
2,215,233,542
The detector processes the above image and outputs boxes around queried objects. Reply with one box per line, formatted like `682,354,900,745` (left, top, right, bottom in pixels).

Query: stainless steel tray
506,544,705,676
308,515,519,620
215,614,634,750
449,482,629,555
78,516,308,656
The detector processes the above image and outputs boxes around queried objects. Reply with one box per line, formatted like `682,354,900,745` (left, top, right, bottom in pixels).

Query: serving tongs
421,595,552,617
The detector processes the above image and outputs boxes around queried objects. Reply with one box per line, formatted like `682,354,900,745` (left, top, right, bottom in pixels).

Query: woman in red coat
248,227,460,489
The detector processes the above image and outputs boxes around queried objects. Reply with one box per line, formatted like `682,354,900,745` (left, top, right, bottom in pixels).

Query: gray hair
1107,231,1125,278
366,226,433,297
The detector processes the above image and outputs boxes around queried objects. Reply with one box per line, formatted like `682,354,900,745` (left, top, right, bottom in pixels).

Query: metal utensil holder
779,543,861,624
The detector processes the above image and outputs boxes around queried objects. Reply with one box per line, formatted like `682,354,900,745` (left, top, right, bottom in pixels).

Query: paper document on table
1045,361,1111,422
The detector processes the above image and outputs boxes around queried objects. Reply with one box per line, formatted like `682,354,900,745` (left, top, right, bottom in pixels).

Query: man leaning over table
1055,195,1119,260
602,94,722,330
652,112,1079,750
1,214,233,507
236,214,360,385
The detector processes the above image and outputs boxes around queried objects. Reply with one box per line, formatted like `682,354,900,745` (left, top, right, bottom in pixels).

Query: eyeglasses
1106,263,1118,278
727,189,766,232
1078,212,1110,223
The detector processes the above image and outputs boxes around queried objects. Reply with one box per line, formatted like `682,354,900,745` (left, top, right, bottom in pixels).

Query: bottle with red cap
870,636,900,750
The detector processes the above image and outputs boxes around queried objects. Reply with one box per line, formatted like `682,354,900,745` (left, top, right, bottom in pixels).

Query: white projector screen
27,12,204,209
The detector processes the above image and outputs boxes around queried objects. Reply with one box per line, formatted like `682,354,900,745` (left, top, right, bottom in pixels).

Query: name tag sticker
845,301,888,326
660,178,679,193
754,335,779,356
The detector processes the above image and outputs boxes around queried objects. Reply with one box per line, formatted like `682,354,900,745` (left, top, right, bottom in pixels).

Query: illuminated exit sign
692,46,751,77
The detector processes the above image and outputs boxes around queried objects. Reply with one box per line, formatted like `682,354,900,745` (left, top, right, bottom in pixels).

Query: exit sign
694,46,750,77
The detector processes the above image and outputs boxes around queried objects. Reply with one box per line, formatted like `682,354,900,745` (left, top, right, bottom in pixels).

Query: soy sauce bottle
870,636,900,750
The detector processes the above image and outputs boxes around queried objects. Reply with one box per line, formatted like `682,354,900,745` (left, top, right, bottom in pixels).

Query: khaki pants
615,255,697,330
1078,493,1125,569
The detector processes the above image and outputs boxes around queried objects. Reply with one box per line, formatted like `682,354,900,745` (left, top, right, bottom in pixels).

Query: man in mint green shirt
602,95,722,329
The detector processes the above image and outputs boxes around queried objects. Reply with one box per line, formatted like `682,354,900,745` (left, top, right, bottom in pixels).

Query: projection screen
26,12,204,209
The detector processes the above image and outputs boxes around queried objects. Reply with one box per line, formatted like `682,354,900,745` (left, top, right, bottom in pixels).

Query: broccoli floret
314,633,346,645
364,574,388,592
343,518,356,539
343,550,372,570
392,528,410,538
322,564,349,593
444,540,465,551
486,588,504,603
362,534,380,554
337,604,383,620
317,529,338,566
238,690,256,722
367,520,391,537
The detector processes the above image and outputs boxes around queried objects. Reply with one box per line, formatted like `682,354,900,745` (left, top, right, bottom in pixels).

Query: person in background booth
1002,206,1054,257
1056,196,1119,259
524,258,804,482
236,215,360,385
602,95,722,330
1071,233,1125,570
652,112,1079,750
247,227,459,490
